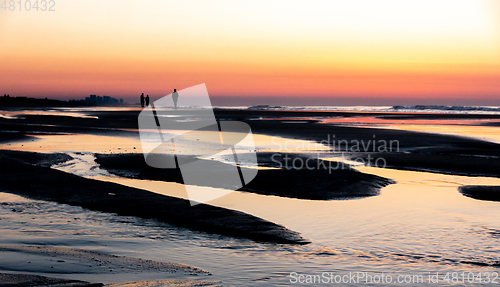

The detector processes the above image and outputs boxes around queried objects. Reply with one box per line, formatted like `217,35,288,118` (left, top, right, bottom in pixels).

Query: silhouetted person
172,89,179,109
145,95,150,106
140,93,145,107
3,94,6,98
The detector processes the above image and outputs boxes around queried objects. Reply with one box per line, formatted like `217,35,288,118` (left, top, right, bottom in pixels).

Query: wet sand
0,274,218,287
4,108,499,176
105,280,218,287
0,150,309,245
0,245,208,275
2,107,500,285
230,114,500,181
345,152,500,177
2,108,500,237
0,245,215,287
95,153,393,200
0,273,101,287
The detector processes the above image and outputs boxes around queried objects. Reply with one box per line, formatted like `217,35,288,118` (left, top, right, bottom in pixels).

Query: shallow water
384,124,500,145
2,160,500,286
1,109,500,286
322,116,500,144
0,109,99,119
0,134,142,154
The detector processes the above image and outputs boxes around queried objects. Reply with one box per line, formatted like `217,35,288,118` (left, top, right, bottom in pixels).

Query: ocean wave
231,105,500,114
392,105,500,113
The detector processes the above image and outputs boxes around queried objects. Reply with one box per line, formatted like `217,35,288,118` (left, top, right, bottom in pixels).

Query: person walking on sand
140,93,145,107
172,89,179,109
145,95,150,106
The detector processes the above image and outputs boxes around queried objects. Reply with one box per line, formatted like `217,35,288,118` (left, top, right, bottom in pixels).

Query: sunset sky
1,0,500,105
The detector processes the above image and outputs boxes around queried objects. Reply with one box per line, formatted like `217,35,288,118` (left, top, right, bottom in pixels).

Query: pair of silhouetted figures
140,93,149,107
140,89,179,109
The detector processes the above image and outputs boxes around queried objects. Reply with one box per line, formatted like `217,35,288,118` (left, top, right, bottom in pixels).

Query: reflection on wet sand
0,110,99,119
38,133,500,272
2,108,500,285
0,132,330,159
384,124,500,144
322,115,500,144
0,134,143,154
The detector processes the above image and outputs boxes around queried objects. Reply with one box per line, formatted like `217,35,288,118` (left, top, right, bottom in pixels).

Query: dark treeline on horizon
0,94,127,107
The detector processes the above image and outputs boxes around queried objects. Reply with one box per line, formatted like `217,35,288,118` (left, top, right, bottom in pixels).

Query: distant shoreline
3,96,500,115
0,95,129,108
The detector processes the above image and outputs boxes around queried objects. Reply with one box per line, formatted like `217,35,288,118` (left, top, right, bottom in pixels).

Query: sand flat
0,245,208,275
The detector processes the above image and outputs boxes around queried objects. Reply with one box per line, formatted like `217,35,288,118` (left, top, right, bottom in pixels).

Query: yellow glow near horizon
0,0,499,102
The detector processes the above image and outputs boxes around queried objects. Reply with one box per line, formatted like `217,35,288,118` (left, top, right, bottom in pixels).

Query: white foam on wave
215,105,500,115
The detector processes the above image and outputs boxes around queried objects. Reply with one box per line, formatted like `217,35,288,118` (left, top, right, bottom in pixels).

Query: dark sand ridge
341,151,500,178
481,122,500,127
3,108,500,198
0,151,309,244
239,120,500,178
3,109,500,201
0,133,33,144
216,111,500,156
216,111,500,202
4,109,500,178
458,186,500,202
95,153,394,200
0,114,135,138
214,114,500,178
0,273,101,287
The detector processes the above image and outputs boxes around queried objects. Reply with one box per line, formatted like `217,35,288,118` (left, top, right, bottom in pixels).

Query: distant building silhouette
77,95,123,106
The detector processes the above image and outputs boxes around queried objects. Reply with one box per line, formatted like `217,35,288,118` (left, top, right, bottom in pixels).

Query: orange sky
1,0,500,105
